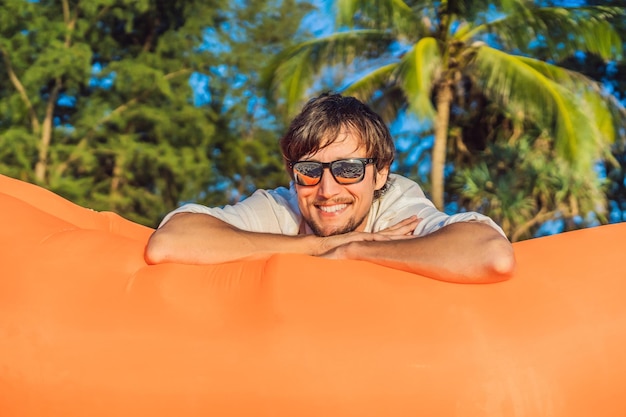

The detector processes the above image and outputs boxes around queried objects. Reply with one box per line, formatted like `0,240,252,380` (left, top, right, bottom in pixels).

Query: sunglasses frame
289,158,377,186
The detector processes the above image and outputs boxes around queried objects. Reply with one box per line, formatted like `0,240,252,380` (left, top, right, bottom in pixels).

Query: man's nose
316,168,342,198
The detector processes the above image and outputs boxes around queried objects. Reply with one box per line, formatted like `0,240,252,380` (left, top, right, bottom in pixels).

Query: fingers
378,215,420,236
316,216,421,255
318,232,379,255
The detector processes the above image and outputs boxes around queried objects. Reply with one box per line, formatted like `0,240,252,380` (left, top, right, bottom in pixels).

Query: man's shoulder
385,174,427,198
366,173,433,233
257,185,295,204
251,185,300,214
262,185,294,199
374,174,431,212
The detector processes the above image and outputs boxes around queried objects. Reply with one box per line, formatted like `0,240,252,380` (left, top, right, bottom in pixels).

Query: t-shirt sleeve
372,175,507,238
412,205,507,238
157,189,300,235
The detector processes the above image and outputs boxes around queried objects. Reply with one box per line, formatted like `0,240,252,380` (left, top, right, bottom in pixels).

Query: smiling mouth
317,203,348,213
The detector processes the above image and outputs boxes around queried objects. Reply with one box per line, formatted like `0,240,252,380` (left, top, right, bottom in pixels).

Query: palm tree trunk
431,80,453,210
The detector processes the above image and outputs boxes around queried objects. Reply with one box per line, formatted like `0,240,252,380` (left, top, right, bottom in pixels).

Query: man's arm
145,213,417,265
146,213,514,283
323,221,516,284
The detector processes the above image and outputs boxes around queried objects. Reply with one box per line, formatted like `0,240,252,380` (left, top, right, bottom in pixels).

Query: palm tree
450,126,608,241
263,0,625,209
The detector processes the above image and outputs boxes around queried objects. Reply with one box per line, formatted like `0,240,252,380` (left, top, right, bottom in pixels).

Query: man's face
295,131,388,237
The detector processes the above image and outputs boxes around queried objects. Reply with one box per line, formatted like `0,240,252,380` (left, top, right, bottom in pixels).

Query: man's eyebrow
300,156,363,162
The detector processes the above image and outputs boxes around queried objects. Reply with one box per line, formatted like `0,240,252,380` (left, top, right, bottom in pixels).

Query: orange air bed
1,173,625,417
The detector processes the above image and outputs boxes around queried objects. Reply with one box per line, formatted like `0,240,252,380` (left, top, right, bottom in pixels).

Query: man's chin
307,219,362,237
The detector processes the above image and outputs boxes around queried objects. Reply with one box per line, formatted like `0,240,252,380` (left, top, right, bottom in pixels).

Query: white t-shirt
159,174,506,237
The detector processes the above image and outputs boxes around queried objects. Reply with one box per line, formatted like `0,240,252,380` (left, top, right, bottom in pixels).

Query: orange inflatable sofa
1,173,626,417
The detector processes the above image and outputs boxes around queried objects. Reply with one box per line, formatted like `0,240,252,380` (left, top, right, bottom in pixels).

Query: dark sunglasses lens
293,162,323,186
331,160,365,184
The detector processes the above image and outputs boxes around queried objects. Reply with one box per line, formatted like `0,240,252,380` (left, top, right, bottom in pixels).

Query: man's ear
375,165,390,190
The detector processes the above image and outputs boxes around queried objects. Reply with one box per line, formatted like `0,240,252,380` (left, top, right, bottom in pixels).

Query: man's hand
148,213,421,265
319,221,516,283
376,215,420,236
318,216,420,258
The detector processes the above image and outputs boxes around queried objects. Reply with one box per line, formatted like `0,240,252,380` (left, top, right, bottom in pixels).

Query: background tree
191,0,314,207
262,0,626,233
2,0,625,239
0,0,312,226
556,0,626,226
449,123,609,241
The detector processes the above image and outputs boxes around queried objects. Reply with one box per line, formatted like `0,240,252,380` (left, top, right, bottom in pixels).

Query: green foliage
263,0,626,237
553,1,626,223
449,129,608,241
472,48,616,170
0,0,313,227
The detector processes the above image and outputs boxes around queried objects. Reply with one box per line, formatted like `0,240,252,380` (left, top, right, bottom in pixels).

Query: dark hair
280,92,395,179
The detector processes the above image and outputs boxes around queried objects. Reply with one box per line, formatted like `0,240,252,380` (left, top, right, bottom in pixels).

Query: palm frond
343,63,396,99
335,0,424,35
343,64,405,121
517,55,622,148
466,5,624,61
471,46,611,169
397,36,441,121
261,29,395,117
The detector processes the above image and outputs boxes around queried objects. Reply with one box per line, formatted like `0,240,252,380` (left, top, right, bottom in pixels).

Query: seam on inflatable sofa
38,227,80,246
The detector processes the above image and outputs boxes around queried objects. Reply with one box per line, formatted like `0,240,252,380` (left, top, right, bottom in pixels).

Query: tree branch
0,48,41,134
35,1,78,183
511,206,575,242
35,78,63,182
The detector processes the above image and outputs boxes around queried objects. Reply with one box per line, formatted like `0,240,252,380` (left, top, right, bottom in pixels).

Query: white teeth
319,204,347,213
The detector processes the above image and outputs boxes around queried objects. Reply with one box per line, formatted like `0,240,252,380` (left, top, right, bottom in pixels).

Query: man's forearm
337,222,516,283
145,214,515,283
145,213,322,264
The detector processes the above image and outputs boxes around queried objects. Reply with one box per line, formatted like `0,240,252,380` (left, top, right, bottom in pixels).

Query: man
146,93,515,283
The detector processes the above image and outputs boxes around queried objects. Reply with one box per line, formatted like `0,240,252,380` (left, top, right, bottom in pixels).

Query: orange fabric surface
1,173,626,417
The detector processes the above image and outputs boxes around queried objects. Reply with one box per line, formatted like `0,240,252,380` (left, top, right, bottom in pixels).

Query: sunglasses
288,158,377,186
